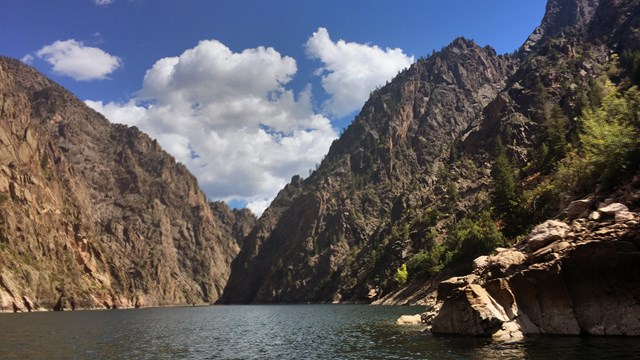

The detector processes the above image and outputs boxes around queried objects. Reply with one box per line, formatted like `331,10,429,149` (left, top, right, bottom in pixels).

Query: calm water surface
1,305,639,359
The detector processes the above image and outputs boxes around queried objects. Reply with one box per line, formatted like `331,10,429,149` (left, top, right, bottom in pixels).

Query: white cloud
305,27,414,117
86,39,338,216
246,199,272,217
94,0,114,5
21,54,34,64
35,39,121,81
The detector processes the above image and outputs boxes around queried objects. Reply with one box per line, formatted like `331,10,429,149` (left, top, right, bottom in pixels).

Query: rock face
0,57,240,311
428,204,640,338
220,38,516,304
209,201,256,247
221,0,640,305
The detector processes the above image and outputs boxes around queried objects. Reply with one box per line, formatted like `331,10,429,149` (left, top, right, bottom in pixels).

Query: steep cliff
0,57,241,311
222,0,640,306
413,0,640,337
221,38,516,303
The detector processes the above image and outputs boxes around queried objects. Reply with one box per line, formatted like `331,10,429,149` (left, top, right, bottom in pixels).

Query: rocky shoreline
397,200,640,338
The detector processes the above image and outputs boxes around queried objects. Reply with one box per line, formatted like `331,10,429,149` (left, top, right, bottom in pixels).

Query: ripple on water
1,305,640,359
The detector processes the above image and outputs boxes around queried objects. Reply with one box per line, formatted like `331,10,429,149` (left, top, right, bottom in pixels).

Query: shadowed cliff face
0,57,245,311
220,39,516,304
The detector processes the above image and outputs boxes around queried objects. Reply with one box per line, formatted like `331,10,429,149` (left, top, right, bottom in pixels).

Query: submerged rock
396,314,422,325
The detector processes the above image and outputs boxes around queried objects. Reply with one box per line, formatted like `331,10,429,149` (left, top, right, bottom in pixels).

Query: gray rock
598,202,629,216
565,198,593,219
522,220,570,251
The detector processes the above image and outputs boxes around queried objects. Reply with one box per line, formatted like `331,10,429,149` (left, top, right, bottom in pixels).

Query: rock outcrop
427,203,640,338
0,57,240,311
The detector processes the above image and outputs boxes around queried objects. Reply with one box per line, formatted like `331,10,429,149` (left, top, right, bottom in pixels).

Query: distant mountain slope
0,57,248,311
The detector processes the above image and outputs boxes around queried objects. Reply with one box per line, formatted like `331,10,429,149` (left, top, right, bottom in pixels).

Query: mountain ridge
0,56,248,311
220,37,516,304
221,0,640,306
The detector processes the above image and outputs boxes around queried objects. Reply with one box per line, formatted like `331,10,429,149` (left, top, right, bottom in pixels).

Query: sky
3,0,547,216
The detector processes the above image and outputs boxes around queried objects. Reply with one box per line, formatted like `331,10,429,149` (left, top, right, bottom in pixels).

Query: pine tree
490,138,525,237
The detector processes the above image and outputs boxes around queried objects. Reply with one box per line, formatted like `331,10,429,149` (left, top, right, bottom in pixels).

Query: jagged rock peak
541,0,600,36
523,0,600,52
209,201,257,246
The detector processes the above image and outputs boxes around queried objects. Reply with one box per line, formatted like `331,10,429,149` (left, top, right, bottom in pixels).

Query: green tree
621,50,640,85
544,105,569,164
579,88,638,187
407,242,444,281
554,82,640,194
444,211,505,266
532,77,549,122
490,139,517,220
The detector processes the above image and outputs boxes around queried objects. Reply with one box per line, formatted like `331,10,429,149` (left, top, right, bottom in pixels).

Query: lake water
1,305,639,359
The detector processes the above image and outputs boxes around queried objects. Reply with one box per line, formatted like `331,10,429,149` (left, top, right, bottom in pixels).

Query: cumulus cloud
87,39,338,216
305,27,414,117
34,39,121,81
94,0,114,5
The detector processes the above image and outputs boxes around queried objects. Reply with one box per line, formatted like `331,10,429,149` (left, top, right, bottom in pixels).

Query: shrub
407,243,444,281
394,264,408,285
444,211,505,266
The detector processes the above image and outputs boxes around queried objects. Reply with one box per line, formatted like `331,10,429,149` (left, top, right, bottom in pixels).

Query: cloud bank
305,27,414,117
85,29,412,216
87,40,338,216
33,39,121,81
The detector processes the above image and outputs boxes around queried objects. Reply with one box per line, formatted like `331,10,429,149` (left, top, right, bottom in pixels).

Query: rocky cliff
390,0,640,338
220,37,516,303
426,197,640,338
222,0,640,308
0,57,244,311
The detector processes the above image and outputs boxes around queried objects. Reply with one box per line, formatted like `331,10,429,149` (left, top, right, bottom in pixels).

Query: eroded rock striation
0,57,241,311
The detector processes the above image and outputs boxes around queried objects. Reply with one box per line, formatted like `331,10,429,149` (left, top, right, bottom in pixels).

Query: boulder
615,210,635,223
436,275,478,300
598,203,629,217
426,206,640,337
565,198,593,219
472,256,489,271
485,249,527,275
431,284,510,336
396,314,422,325
521,220,570,251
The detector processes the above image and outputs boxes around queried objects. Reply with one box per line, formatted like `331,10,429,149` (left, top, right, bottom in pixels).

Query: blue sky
3,0,547,214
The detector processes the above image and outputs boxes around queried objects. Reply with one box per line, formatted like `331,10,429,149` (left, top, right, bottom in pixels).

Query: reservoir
1,305,639,359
